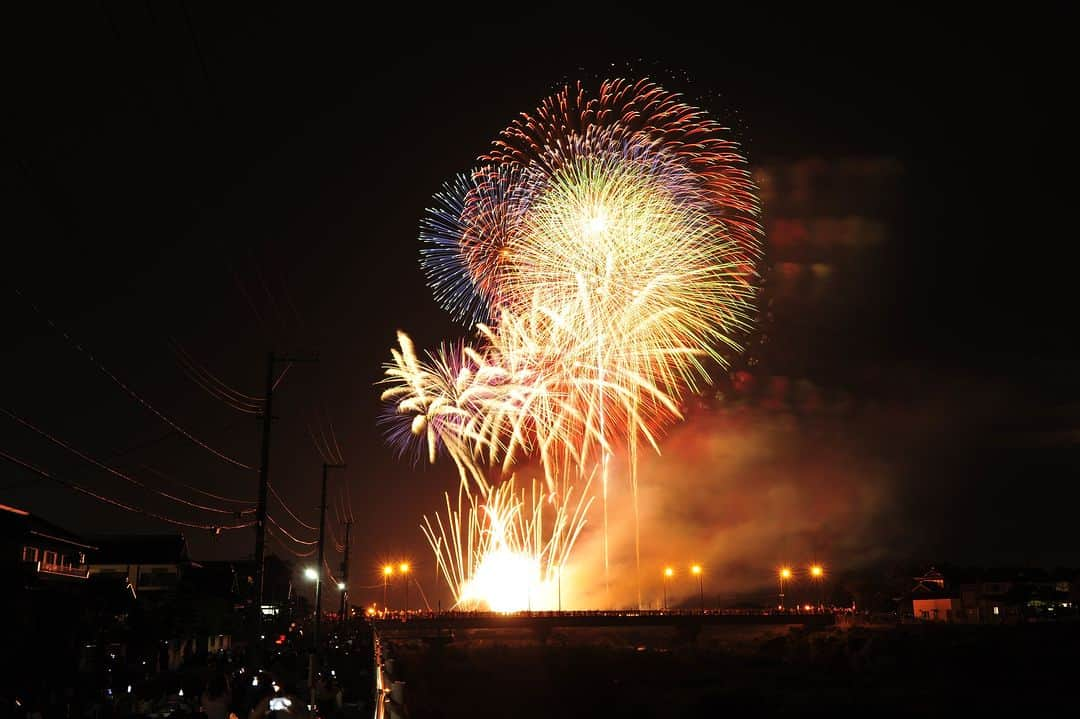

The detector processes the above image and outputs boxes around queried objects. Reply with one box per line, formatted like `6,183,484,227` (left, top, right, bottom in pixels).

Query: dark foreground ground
383,622,1079,717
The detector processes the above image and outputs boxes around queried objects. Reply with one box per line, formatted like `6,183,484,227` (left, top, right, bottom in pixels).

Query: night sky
3,6,1073,608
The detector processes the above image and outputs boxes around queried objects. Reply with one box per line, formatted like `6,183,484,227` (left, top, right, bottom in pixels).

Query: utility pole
339,519,352,631
314,463,345,649
254,352,317,629
310,462,344,712
253,352,275,626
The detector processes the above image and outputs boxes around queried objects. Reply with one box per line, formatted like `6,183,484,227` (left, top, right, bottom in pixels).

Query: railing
373,607,834,620
38,561,90,579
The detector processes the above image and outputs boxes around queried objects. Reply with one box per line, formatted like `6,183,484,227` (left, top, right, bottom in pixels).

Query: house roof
0,502,97,550
89,533,188,564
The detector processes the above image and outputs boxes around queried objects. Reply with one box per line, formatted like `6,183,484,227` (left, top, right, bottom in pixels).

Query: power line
266,513,318,545
13,288,255,471
169,339,263,413
170,339,262,403
142,465,254,506
266,523,316,558
272,362,292,392
268,481,318,531
1,407,250,516
305,417,336,465
0,448,252,532
103,413,249,463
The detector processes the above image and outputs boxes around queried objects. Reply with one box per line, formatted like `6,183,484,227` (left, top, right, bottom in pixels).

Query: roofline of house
29,529,97,551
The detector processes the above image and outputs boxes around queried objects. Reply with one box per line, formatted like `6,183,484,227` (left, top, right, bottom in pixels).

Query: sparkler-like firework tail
383,78,761,609
421,473,594,611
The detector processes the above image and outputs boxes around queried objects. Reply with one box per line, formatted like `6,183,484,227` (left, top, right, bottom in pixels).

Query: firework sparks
382,78,762,610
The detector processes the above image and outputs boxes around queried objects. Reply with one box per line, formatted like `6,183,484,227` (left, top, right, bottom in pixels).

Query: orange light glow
691,564,702,575
664,567,674,578
399,562,410,574
780,567,792,579
810,565,824,578
383,565,394,576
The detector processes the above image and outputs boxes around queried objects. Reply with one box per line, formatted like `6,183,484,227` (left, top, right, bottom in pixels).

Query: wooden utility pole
339,519,352,630
311,461,344,711
314,462,345,647
253,352,317,626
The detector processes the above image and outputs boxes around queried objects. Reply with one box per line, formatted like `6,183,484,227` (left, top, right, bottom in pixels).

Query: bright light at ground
458,548,553,612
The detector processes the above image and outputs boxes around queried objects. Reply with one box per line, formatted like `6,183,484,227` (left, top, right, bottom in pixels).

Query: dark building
1,501,95,582
87,533,191,593
910,565,1077,623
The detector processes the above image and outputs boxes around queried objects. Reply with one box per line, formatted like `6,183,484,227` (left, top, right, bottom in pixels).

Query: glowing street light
303,567,320,628
382,565,394,610
399,562,411,613
810,564,824,609
337,582,346,591
778,567,792,610
663,567,674,611
691,564,704,612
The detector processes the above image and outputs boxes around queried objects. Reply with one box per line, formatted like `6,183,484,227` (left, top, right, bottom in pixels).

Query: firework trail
382,78,761,609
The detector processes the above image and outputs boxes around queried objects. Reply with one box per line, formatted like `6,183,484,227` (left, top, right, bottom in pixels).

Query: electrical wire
1,407,251,516
169,339,263,414
268,482,318,530
323,558,341,586
13,288,255,471
0,448,252,531
142,465,254,506
266,513,318,545
266,524,316,558
272,362,292,392
305,419,335,466
326,415,345,465
170,340,262,403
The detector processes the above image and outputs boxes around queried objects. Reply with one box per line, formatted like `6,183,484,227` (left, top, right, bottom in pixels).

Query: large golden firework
383,79,762,610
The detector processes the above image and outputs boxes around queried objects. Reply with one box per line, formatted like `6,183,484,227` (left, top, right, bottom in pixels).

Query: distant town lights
304,567,319,581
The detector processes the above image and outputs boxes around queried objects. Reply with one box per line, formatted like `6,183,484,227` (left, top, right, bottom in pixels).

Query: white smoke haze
565,403,898,610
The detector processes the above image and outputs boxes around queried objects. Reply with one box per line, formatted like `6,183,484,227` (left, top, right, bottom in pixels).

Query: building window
22,546,39,562
43,550,57,566
993,606,1000,616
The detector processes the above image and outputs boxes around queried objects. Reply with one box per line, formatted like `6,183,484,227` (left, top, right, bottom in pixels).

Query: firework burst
382,78,762,610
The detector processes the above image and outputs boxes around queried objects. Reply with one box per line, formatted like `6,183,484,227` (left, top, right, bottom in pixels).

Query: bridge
372,609,834,641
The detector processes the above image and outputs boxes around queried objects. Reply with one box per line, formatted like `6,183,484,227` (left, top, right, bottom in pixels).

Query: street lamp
691,565,704,612
382,565,394,611
399,562,411,613
303,567,320,647
663,567,674,611
778,567,792,610
810,565,824,609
